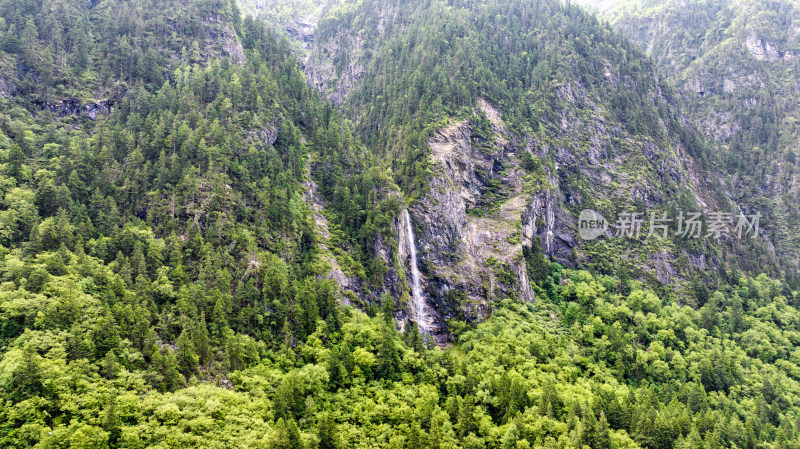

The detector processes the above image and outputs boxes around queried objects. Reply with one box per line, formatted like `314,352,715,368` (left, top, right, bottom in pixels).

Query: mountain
301,0,782,339
0,0,799,447
579,0,800,281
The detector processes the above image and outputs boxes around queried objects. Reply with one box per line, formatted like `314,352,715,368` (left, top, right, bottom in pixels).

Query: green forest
0,0,798,447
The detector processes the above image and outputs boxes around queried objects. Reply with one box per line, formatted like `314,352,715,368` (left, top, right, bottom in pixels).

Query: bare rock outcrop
405,100,543,340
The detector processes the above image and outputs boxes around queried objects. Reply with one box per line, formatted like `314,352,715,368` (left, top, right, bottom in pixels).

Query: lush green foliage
1,0,799,448
3,249,800,447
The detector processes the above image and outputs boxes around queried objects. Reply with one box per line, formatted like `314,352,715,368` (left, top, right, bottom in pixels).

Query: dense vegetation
0,0,799,448
4,251,800,447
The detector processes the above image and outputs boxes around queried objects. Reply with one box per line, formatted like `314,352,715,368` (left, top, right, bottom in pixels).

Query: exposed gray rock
33,98,114,120
744,31,781,62
202,19,246,65
249,125,278,148
284,16,317,53
521,184,574,264
221,25,246,66
304,26,366,104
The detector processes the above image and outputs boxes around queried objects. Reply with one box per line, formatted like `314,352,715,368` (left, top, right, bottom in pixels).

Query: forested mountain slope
0,0,799,447
303,0,783,340
580,0,800,280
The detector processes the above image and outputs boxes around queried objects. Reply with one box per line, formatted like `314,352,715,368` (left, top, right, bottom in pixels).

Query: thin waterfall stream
402,209,429,336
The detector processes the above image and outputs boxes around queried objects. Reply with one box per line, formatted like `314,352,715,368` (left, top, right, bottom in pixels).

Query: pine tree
523,237,549,284
162,348,184,391
194,313,211,365
317,412,338,449
176,329,199,377
273,418,304,449
380,293,396,327
10,346,44,402
377,325,400,380
102,350,118,379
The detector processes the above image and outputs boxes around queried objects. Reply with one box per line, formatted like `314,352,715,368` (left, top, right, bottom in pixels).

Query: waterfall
402,209,429,335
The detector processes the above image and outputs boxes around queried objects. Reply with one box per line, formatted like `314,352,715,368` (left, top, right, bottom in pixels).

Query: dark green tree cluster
0,0,352,403
0,0,243,97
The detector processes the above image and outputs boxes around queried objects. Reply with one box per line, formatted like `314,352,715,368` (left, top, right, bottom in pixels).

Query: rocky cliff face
304,28,366,105
403,88,712,339
399,92,711,340
209,22,246,66
395,100,537,342
284,17,317,54
521,183,573,264
301,1,394,104
743,30,800,62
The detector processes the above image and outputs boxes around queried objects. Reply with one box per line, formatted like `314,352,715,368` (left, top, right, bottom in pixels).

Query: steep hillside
581,0,800,281
0,0,371,442
0,0,246,105
303,0,781,341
